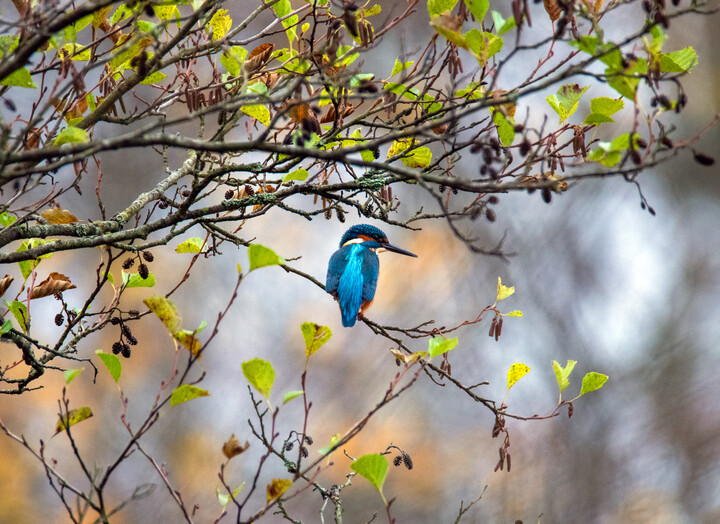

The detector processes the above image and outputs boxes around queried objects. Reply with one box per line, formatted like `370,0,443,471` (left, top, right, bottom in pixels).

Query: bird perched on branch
326,224,417,327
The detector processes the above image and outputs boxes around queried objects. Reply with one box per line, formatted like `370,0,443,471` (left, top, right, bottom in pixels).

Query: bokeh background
1,1,719,523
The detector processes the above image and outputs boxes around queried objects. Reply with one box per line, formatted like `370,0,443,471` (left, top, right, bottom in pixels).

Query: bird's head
339,224,418,257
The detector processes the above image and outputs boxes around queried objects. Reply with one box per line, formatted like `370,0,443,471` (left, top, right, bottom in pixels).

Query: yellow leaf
143,295,182,333
267,478,292,501
240,104,270,126
504,310,523,317
41,208,79,224
496,277,515,301
55,406,93,434
507,362,530,391
206,9,232,40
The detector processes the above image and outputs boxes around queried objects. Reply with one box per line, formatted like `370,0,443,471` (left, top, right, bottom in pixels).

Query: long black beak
381,243,418,257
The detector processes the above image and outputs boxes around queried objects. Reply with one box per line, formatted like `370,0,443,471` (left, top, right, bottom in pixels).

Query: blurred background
1,1,719,523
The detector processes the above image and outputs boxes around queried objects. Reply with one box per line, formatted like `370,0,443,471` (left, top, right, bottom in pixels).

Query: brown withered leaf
41,207,79,224
30,272,77,299
283,102,313,124
24,128,41,149
222,434,250,460
244,43,274,74
320,103,355,124
543,0,561,21
0,274,14,299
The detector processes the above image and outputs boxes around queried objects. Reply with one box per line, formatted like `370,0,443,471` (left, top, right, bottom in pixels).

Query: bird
326,224,417,327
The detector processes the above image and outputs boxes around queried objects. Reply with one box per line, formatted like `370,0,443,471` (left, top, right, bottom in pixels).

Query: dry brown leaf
0,274,13,299
543,0,562,21
222,434,250,459
244,43,274,74
29,272,77,299
41,208,79,224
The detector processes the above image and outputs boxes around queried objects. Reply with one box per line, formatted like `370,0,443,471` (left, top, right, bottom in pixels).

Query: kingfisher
326,224,417,327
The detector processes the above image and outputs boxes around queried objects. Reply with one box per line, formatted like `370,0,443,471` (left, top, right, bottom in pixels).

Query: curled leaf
0,274,13,298
267,478,292,501
496,277,515,301
30,272,76,299
222,434,250,459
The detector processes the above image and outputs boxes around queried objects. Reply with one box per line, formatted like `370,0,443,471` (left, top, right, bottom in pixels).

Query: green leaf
430,15,467,48
16,239,53,281
122,270,155,288
240,104,270,126
139,70,167,85
143,295,182,333
0,66,36,88
580,372,608,395
4,300,28,332
506,362,530,391
464,0,489,23
584,113,615,125
283,169,309,183
96,350,122,383
545,84,590,123
390,59,414,76
301,322,333,357
492,110,515,147
64,368,84,384
428,336,458,358
242,358,275,399
170,384,210,406
588,132,642,167
351,454,389,494
590,97,624,117
387,138,432,168
220,46,248,77
55,406,93,434
491,10,516,35
552,360,576,393
217,483,245,508
606,59,647,100
271,0,298,43
248,244,284,271
54,126,89,145
283,390,304,404
465,29,503,65
1,319,12,335
319,433,341,456
0,211,17,227
86,92,96,112
658,47,698,73
175,237,205,253
428,0,459,17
